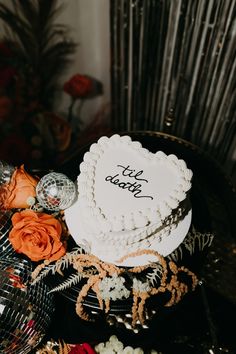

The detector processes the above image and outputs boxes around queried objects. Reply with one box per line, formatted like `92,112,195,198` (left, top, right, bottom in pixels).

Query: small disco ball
36,172,76,211
0,210,15,257
0,257,55,354
0,160,15,186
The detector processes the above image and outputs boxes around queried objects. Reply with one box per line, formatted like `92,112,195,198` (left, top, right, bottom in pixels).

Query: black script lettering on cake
105,164,154,200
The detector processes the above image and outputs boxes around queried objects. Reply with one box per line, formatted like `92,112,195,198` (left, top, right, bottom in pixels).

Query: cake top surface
77,134,192,234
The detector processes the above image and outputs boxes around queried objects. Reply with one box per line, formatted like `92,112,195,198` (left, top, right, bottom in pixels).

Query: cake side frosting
65,196,192,266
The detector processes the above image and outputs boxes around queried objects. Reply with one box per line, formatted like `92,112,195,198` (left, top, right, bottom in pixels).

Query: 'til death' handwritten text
105,164,153,200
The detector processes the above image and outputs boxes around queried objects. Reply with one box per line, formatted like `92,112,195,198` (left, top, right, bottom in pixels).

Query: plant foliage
0,0,77,109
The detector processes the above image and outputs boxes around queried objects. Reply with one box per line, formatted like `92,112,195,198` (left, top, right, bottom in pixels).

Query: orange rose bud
0,165,39,209
9,210,66,262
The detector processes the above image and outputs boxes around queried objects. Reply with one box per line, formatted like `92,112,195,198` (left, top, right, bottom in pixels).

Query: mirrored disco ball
36,172,76,211
0,160,15,186
0,257,55,354
0,210,15,257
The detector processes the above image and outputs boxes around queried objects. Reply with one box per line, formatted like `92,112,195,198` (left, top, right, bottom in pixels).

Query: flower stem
68,98,76,123
76,100,85,133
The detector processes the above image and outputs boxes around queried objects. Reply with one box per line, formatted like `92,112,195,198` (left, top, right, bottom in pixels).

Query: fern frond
146,264,163,287
51,247,84,273
32,247,84,285
31,263,56,285
167,245,184,262
48,272,83,293
35,338,70,354
169,228,215,262
196,231,214,251
58,339,70,354
183,228,214,255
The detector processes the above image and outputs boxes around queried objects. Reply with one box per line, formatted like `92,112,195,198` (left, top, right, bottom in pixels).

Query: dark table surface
42,131,236,354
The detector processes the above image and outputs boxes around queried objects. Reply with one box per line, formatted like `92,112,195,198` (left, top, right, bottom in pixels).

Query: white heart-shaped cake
77,134,191,232
65,134,192,266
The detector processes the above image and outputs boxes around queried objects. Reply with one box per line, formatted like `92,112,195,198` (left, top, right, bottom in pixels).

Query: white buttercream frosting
65,134,193,266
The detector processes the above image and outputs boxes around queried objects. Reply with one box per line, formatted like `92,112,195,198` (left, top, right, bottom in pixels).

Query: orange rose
9,209,66,262
0,164,39,209
63,74,93,98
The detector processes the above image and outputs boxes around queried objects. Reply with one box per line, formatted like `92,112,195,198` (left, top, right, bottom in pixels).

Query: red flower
63,74,93,99
69,343,96,354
